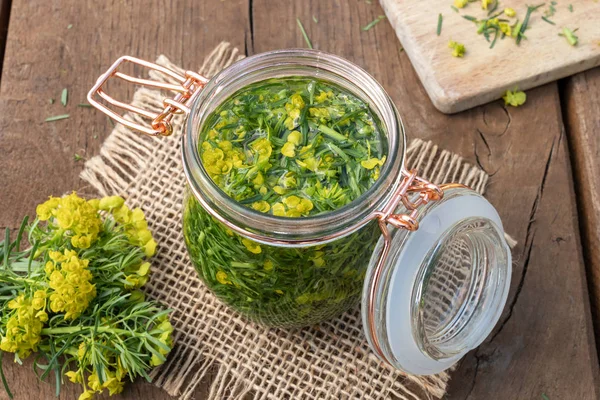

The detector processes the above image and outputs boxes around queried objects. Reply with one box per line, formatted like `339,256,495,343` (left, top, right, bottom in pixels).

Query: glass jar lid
361,186,511,375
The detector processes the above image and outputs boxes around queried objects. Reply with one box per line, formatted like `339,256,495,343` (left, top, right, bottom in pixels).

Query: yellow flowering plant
0,193,172,400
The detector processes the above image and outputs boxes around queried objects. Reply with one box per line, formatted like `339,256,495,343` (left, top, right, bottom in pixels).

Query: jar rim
182,49,406,246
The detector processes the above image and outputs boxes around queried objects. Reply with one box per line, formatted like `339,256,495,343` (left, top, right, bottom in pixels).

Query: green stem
41,326,138,337
318,125,348,142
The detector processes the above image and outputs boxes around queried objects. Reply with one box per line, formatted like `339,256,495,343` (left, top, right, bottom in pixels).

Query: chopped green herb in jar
183,77,389,326
183,195,380,327
198,77,387,217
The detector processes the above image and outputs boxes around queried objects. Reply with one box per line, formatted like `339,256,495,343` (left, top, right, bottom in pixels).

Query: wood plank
249,1,600,399
380,0,600,113
0,0,249,399
563,67,600,355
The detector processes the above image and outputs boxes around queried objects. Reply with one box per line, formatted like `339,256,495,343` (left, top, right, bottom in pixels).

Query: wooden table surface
0,1,599,399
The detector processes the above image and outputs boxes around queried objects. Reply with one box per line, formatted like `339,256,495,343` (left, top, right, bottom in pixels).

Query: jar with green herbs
183,75,388,326
91,49,512,374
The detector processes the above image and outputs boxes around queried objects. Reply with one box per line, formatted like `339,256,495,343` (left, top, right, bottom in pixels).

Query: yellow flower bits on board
503,88,527,107
448,40,466,57
504,7,516,17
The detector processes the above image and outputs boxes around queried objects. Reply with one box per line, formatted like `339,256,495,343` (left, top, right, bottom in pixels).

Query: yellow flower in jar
252,172,265,187
273,186,287,195
314,90,333,103
281,142,296,158
284,94,306,129
280,172,297,189
216,270,232,285
309,107,330,120
218,140,233,152
202,143,232,176
242,238,262,254
287,130,302,145
361,156,386,170
251,138,273,164
263,259,274,271
272,203,286,216
282,195,314,217
296,157,320,172
251,200,271,213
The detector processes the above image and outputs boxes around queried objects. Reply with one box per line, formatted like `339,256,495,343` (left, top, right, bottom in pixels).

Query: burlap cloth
81,42,493,400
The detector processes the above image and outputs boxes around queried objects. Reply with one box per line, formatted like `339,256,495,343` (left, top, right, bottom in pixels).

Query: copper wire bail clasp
366,170,444,362
87,56,209,137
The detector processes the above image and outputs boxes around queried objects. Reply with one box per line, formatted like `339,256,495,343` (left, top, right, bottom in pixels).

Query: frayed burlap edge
80,42,506,400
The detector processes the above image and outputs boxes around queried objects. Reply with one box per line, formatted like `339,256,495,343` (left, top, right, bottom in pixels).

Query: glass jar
88,50,511,375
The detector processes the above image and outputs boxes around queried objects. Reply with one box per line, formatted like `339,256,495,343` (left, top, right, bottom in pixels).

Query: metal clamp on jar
88,49,511,375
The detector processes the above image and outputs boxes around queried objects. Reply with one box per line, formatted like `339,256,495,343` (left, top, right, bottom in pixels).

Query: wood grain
380,0,600,113
250,1,599,399
0,0,249,399
563,68,600,357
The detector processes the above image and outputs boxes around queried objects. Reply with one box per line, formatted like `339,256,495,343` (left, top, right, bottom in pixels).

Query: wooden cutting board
380,0,600,113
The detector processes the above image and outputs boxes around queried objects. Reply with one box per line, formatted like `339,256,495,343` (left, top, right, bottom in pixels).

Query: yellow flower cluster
272,195,314,218
314,90,333,103
478,18,512,37
0,294,47,358
201,140,245,179
100,196,157,257
124,262,151,289
36,193,103,249
149,316,174,367
242,238,262,254
69,361,127,400
284,93,306,130
46,249,96,320
448,40,466,57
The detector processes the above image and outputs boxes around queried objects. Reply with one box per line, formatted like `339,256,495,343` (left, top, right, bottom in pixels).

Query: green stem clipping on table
0,193,173,400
